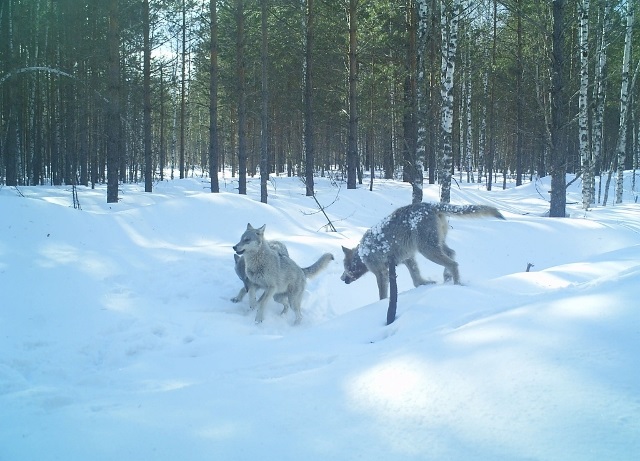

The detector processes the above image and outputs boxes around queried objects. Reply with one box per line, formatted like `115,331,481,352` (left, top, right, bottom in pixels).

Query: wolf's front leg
374,268,389,300
248,286,258,309
255,287,275,323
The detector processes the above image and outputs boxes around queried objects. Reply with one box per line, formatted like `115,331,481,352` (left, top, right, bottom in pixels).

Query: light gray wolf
232,240,289,303
341,202,504,299
233,224,334,324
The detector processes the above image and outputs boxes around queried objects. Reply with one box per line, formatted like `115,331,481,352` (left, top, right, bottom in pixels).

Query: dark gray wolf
232,240,289,303
233,224,334,324
341,202,504,299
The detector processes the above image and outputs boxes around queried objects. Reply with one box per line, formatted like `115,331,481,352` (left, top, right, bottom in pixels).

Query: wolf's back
435,203,504,220
302,253,334,278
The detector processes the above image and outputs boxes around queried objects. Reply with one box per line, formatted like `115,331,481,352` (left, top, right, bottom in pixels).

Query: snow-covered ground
1,173,639,461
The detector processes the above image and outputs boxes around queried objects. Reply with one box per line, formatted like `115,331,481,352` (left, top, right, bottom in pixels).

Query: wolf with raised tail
233,224,334,324
341,202,504,299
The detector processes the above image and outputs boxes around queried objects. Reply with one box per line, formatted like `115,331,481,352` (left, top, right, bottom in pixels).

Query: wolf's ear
257,224,266,235
246,223,253,230
342,246,352,256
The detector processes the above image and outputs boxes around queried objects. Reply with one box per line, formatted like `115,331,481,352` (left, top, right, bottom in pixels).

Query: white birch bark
593,2,609,204
439,0,461,204
615,3,634,204
479,68,487,184
578,0,591,209
465,49,473,183
414,0,429,203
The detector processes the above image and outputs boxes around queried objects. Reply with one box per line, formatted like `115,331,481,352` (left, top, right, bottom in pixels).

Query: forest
0,0,638,213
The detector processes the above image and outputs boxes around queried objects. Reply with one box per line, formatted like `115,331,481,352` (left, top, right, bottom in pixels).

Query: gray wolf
341,202,504,299
232,240,289,303
233,224,334,324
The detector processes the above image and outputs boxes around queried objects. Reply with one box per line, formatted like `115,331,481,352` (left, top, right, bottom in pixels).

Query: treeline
0,0,638,208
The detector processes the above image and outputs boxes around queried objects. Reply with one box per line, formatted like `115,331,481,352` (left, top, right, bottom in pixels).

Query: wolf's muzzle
340,272,354,284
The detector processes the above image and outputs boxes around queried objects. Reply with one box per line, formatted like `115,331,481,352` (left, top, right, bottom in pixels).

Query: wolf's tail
302,253,334,279
436,204,505,220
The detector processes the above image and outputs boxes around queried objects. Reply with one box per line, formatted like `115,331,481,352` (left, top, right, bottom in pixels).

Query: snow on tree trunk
439,0,460,204
615,3,633,204
578,0,591,210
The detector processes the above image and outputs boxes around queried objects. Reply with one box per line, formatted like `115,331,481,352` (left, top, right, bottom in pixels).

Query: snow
1,173,639,461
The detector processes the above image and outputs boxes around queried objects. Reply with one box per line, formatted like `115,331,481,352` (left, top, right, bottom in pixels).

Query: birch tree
615,3,634,204
578,0,591,209
413,0,429,204
439,0,461,204
592,1,609,204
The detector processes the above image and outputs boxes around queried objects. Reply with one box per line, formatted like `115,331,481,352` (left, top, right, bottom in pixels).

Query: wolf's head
233,224,265,255
340,245,369,284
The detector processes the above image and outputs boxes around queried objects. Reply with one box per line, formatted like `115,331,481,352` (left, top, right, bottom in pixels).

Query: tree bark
578,0,591,209
106,0,121,203
346,0,358,190
143,0,153,193
209,0,219,193
303,0,315,196
260,0,269,203
549,0,567,217
439,0,460,204
237,0,247,195
615,3,634,204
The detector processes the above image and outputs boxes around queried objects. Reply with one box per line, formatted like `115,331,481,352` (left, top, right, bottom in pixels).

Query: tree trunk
549,0,567,217
106,0,120,203
413,0,429,204
515,0,523,186
615,3,634,204
260,0,269,203
439,0,460,204
578,0,591,209
209,0,219,193
592,1,609,205
303,0,315,196
179,0,187,179
346,0,358,190
143,0,153,193
237,0,247,195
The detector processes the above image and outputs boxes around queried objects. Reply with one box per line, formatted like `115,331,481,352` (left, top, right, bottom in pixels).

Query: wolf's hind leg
442,245,456,283
274,293,290,315
422,247,460,285
232,286,247,303
403,257,435,287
